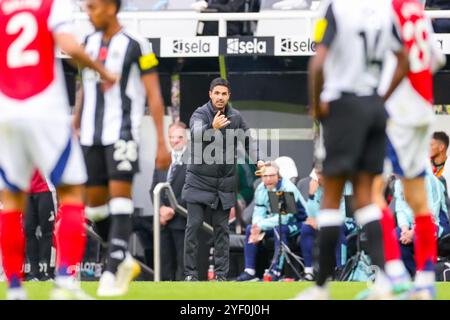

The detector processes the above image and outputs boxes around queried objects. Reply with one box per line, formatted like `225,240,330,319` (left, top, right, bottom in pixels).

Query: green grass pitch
2,281,450,300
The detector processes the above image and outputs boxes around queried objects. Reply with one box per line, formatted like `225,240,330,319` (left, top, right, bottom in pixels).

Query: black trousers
161,227,185,281
24,191,56,279
184,202,230,278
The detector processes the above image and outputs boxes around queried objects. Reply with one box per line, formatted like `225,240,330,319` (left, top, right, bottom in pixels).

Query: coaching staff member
183,77,264,281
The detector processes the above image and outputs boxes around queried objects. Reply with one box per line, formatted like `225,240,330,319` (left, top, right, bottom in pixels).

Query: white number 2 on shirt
402,18,430,73
6,12,39,68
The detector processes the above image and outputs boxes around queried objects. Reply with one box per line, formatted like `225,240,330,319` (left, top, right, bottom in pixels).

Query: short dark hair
433,131,449,149
104,0,121,13
209,77,230,92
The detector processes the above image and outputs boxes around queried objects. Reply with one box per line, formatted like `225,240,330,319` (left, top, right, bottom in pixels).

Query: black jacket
182,101,258,210
198,0,260,36
151,156,188,230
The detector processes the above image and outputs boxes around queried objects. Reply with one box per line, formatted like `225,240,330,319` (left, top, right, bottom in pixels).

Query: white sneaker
272,0,310,10
408,286,436,300
97,271,122,297
355,271,395,300
115,254,141,295
50,276,94,300
6,287,27,300
291,285,330,300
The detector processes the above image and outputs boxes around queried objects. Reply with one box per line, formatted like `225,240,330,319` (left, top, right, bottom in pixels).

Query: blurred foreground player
74,0,171,296
294,0,408,299
372,0,446,300
0,0,116,299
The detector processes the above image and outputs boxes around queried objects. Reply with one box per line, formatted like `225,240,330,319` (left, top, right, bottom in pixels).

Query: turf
2,281,450,300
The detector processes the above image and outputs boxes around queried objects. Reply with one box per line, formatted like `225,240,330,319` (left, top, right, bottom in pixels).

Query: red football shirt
29,170,49,193
392,0,434,104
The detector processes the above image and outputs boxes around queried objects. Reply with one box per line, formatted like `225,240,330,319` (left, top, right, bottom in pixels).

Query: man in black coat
182,77,263,281
151,122,189,281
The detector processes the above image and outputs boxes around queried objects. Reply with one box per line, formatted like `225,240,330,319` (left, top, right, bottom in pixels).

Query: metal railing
84,223,156,277
153,182,213,282
74,10,319,37
73,10,450,37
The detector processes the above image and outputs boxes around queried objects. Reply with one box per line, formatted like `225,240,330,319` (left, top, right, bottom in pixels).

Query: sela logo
280,37,316,54
227,38,267,54
172,39,211,54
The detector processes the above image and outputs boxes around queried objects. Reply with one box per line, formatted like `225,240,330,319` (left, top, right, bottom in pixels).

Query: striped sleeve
129,34,159,75
314,2,337,47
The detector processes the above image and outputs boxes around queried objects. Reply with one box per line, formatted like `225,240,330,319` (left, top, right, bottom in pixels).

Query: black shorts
320,93,386,177
82,141,139,186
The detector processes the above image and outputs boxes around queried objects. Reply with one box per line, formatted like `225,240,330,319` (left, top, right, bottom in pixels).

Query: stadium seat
438,233,450,258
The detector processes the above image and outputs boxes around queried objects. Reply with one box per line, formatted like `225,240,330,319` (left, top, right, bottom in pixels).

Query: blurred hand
308,178,319,197
155,143,171,170
71,114,81,139
309,101,329,120
159,206,175,225
191,0,208,11
248,224,262,244
229,206,236,222
305,217,317,230
255,160,265,176
400,228,414,245
212,111,230,130
100,72,119,92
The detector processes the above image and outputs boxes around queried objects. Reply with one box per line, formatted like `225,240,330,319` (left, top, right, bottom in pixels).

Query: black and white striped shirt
80,28,158,146
316,0,402,102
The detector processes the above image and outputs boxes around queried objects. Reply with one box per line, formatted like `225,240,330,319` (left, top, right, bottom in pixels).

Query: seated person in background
236,161,308,281
150,122,189,281
299,170,354,281
430,131,450,193
394,169,450,276
297,166,318,201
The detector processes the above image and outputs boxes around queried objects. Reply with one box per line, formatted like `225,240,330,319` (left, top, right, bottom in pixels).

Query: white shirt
317,0,402,102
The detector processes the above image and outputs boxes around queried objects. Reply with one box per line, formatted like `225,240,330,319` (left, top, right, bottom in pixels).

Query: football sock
55,203,86,276
315,209,343,287
414,214,437,272
0,211,25,287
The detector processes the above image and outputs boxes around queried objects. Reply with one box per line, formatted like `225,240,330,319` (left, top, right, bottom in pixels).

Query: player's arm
308,3,335,119
54,33,117,85
72,84,83,136
308,45,327,120
383,19,409,102
136,39,171,170
142,72,171,170
383,46,409,101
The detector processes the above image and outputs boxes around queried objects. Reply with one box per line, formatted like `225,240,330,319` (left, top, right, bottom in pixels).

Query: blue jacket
395,171,450,238
306,182,355,230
